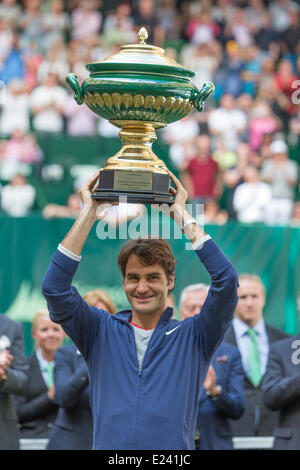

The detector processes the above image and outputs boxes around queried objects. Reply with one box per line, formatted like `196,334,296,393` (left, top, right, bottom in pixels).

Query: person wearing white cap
261,139,298,225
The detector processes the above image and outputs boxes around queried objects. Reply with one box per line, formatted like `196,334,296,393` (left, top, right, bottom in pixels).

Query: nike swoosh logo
165,325,181,336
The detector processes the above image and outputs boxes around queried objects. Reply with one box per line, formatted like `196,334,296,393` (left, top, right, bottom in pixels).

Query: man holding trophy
42,29,239,450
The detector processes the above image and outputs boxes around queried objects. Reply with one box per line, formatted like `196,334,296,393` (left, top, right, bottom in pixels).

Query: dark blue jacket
197,342,244,450
42,238,238,450
47,344,93,450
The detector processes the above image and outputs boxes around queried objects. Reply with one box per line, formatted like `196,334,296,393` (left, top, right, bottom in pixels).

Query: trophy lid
86,27,194,79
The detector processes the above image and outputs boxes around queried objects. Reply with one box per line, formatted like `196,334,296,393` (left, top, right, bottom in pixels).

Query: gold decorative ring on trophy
66,27,215,205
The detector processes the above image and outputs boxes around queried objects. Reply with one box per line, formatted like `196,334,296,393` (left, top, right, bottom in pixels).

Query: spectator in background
37,39,69,85
19,0,45,53
47,289,116,450
212,139,237,172
248,101,280,151
224,274,290,439
273,59,298,125
64,88,97,136
208,94,247,151
233,164,272,224
290,200,300,226
71,0,102,41
1,173,36,216
162,114,199,169
82,289,117,314
1,129,43,163
281,6,300,55
0,79,30,135
0,313,28,450
179,283,244,450
289,107,300,147
133,0,164,46
262,139,298,225
0,0,22,29
241,44,263,97
41,0,70,52
0,31,24,85
181,41,219,91
103,2,134,34
186,10,220,46
13,310,65,439
42,193,82,219
214,41,244,98
204,199,228,226
181,134,221,204
0,18,13,67
30,72,68,133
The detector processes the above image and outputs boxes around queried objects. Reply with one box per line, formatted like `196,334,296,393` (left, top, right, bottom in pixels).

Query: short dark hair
118,238,177,282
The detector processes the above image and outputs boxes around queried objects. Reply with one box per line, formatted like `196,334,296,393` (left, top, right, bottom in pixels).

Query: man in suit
223,273,289,438
0,314,28,450
180,283,244,450
261,333,300,450
47,344,93,450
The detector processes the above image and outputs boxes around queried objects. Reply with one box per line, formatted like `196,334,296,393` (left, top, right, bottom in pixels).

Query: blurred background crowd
0,0,299,225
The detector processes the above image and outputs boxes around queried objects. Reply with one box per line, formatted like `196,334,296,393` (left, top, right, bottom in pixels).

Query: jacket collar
114,306,174,327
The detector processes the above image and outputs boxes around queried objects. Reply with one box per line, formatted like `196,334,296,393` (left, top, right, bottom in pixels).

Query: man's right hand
78,171,102,217
79,170,119,221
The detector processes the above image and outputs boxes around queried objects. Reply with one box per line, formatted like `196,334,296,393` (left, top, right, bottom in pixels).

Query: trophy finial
138,27,148,45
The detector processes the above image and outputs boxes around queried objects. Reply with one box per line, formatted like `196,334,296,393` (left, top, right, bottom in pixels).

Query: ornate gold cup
66,28,214,204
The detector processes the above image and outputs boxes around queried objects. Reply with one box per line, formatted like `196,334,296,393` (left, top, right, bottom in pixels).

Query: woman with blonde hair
83,289,117,314
13,309,65,439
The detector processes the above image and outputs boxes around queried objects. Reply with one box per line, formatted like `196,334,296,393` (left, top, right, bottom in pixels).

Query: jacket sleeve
209,348,245,419
54,348,89,409
14,390,55,422
41,249,104,359
261,344,300,411
193,238,239,361
0,322,28,395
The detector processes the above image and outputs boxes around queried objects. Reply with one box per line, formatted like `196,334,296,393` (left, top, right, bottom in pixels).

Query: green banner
0,215,299,354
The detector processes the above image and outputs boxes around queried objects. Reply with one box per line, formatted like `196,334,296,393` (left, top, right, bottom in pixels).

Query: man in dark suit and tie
180,283,244,450
261,333,300,450
223,274,290,439
47,344,93,450
0,314,28,450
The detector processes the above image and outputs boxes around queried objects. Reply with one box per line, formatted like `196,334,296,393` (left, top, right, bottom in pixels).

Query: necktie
45,362,54,389
247,328,262,387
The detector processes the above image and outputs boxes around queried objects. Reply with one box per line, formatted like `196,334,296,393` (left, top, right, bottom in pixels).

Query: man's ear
168,273,175,291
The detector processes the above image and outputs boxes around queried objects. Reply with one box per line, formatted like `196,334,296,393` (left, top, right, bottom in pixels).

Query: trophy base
92,169,174,206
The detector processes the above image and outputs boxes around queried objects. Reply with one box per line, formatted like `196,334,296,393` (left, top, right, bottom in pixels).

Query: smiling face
235,279,265,327
123,254,174,322
32,316,65,356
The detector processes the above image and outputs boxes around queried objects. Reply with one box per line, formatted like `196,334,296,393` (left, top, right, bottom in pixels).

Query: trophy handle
66,73,84,105
193,82,215,112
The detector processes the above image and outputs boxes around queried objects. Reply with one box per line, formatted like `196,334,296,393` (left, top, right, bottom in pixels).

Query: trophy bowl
66,28,214,205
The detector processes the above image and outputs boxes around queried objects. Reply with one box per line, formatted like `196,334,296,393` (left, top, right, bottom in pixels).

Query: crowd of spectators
0,0,298,224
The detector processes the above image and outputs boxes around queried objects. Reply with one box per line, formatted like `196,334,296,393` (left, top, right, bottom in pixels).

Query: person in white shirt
233,164,272,223
1,173,36,216
0,80,30,136
30,72,68,133
261,140,299,225
208,94,247,150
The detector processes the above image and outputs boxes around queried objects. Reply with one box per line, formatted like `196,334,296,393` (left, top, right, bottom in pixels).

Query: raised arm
41,172,111,357
164,170,239,360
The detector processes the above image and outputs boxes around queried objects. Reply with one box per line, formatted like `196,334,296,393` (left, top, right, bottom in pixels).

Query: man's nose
136,280,148,293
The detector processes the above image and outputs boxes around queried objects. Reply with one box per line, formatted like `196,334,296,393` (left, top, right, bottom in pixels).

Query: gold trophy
66,28,214,205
